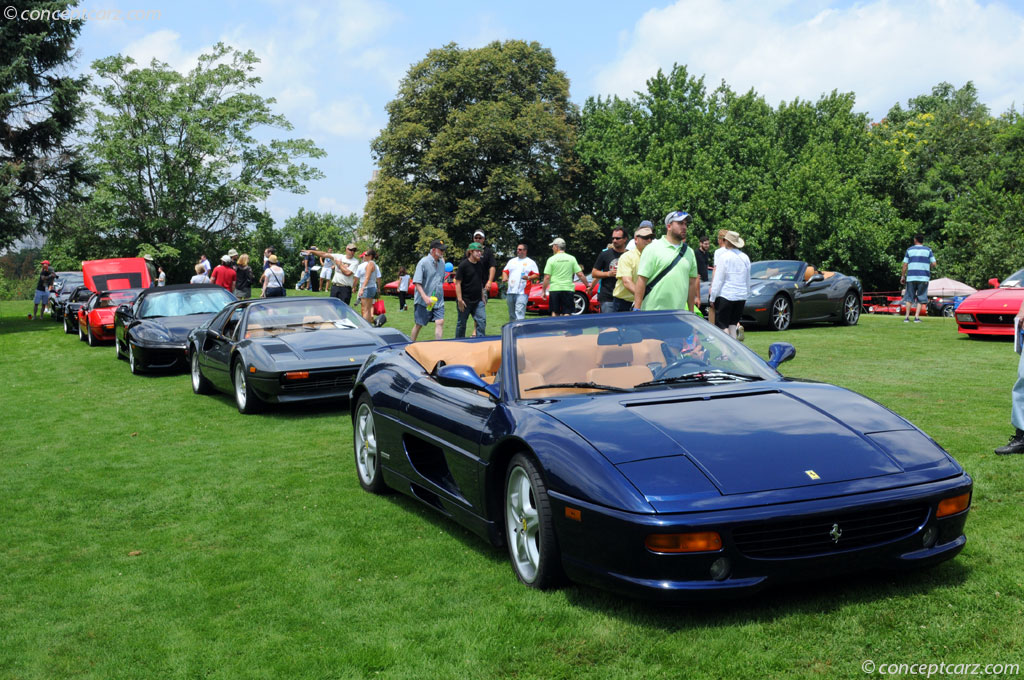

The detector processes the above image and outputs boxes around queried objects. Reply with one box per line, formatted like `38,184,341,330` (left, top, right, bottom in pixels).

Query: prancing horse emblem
829,523,842,543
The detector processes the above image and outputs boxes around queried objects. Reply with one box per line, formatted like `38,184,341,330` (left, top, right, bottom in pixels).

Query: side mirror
766,342,796,370
806,273,824,284
116,304,132,317
989,277,1000,288
435,364,499,397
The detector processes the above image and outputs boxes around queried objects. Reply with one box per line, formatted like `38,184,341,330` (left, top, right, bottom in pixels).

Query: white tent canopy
928,277,976,297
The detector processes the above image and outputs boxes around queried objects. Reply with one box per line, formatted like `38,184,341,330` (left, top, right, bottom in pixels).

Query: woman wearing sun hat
709,229,751,339
260,254,286,297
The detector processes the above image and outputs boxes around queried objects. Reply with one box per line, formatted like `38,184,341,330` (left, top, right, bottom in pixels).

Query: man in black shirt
455,242,487,338
33,260,57,319
472,230,496,300
694,235,711,283
591,227,627,314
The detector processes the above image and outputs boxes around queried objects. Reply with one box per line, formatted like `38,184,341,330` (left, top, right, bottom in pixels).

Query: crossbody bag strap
646,243,688,293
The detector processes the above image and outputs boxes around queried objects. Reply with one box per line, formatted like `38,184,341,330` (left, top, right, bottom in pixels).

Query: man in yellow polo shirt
632,211,699,312
613,221,655,311
542,237,588,316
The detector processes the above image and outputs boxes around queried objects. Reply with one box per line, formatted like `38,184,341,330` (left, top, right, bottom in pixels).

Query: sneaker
903,318,910,323
914,318,921,323
995,433,1024,455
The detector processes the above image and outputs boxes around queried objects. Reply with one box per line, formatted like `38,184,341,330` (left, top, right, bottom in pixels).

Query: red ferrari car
77,289,145,345
955,270,1024,337
525,280,600,316
383,273,499,300
76,258,153,346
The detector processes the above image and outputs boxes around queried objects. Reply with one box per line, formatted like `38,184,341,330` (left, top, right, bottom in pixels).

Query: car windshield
97,291,137,308
1000,268,1024,288
139,288,235,318
245,298,368,337
511,312,776,399
750,260,802,281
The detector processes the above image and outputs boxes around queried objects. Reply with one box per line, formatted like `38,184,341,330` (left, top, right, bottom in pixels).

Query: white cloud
594,0,1024,119
316,196,354,215
121,29,204,72
308,96,381,139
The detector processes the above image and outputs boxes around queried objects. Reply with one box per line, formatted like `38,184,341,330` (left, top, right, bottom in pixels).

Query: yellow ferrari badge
805,470,820,480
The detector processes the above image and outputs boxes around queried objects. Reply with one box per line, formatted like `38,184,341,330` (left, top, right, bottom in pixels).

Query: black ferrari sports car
351,311,970,600
741,260,862,331
114,284,237,373
48,271,84,320
187,296,410,413
61,285,95,334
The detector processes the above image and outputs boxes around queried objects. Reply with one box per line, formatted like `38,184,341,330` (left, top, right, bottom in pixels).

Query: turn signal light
284,371,310,380
936,492,971,518
645,531,722,553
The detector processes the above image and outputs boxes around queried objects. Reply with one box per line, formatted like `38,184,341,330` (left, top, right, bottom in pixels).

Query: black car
48,271,84,320
740,260,862,331
114,284,237,374
187,296,411,413
61,285,95,334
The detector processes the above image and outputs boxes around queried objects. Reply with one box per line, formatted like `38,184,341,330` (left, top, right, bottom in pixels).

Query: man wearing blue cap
632,211,699,312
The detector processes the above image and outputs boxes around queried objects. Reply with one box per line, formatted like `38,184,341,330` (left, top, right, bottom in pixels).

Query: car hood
137,314,216,342
82,257,151,292
957,287,1024,310
530,382,961,508
251,328,383,359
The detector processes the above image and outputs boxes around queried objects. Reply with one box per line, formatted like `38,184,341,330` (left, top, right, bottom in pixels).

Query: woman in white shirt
261,254,286,297
190,263,210,284
358,249,380,323
709,230,751,339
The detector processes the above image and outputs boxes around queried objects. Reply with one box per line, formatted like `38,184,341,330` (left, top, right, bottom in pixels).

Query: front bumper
550,474,972,600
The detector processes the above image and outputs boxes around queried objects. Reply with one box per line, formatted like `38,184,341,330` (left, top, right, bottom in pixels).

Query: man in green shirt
542,237,588,316
632,211,699,312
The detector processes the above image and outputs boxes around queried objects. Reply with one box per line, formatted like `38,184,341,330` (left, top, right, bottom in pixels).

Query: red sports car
77,289,145,346
525,280,600,316
955,269,1024,337
383,273,499,300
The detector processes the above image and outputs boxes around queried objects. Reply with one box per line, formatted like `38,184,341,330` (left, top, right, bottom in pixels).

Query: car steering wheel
652,355,709,380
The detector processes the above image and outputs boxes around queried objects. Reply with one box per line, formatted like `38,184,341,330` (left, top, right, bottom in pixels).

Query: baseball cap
429,239,448,251
346,242,358,250
639,220,653,229
473,230,485,238
221,254,232,263
665,211,692,226
549,237,566,248
41,259,50,265
467,242,483,251
635,225,654,238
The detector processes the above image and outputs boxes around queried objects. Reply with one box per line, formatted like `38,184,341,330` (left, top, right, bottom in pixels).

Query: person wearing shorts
708,229,751,339
33,260,56,319
357,250,380,324
411,239,447,341
901,234,936,323
542,237,587,316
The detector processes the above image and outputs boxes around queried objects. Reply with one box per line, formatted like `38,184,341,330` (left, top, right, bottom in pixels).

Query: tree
280,209,360,259
0,0,90,250
77,43,324,280
365,40,581,265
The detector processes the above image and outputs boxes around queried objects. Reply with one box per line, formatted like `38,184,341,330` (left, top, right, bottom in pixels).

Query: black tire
571,291,588,316
232,359,262,414
769,294,792,331
353,393,389,494
114,336,124,360
838,291,860,326
190,348,213,395
504,453,563,590
128,343,142,375
78,322,86,342
63,315,72,334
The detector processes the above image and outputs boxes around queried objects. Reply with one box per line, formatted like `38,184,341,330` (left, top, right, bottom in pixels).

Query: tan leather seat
586,365,653,389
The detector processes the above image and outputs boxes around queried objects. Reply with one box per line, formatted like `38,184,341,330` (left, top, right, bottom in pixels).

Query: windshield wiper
524,381,631,393
635,369,764,389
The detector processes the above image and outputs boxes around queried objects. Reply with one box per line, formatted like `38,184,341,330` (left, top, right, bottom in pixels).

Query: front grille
279,368,357,393
732,504,928,559
976,313,1013,325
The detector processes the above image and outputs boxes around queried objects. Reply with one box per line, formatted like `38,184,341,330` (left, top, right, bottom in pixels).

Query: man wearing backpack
631,211,700,312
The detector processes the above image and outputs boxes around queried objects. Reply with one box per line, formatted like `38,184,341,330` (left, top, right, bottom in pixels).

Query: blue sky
72,0,1024,229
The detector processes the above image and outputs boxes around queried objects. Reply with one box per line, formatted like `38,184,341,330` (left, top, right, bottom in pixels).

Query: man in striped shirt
900,234,936,323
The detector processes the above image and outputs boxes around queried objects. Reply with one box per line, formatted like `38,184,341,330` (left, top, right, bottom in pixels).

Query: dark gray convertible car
703,260,862,331
186,296,410,413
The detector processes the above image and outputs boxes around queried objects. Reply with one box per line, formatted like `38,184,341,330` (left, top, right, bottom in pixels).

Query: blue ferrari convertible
350,311,971,600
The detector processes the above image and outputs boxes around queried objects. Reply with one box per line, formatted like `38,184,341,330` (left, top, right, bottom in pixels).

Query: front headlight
955,313,974,322
749,284,768,297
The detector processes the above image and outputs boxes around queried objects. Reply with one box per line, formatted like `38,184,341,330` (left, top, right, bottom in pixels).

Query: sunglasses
611,236,627,240
635,234,654,241
346,247,355,251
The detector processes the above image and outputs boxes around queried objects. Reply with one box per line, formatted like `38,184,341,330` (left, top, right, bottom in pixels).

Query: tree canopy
49,43,325,281
0,0,90,250
365,40,581,265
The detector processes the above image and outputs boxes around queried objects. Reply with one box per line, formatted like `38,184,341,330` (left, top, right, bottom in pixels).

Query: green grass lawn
1,298,1022,679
